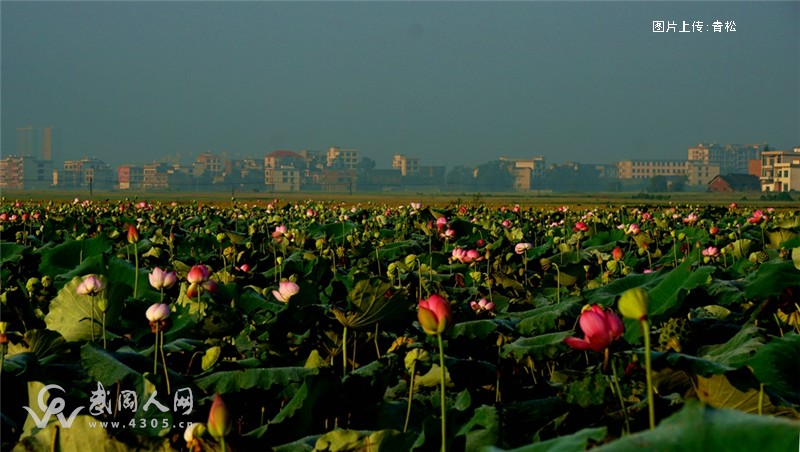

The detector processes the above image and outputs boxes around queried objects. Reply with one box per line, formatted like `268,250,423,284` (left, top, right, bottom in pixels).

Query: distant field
1,189,796,208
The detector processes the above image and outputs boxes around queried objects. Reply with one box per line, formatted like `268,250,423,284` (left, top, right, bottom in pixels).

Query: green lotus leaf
595,401,800,451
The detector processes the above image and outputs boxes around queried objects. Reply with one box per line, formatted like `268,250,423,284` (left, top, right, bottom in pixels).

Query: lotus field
2,198,800,451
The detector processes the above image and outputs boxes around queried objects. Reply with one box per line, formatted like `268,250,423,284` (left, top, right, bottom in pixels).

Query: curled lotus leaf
332,278,411,330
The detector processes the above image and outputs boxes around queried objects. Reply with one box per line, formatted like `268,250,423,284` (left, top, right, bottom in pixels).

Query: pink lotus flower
186,265,217,298
683,213,698,225
702,246,719,257
470,298,495,313
272,225,288,239
418,294,453,335
76,275,105,296
442,228,456,239
410,202,422,210
306,208,317,217
145,303,170,322
641,212,652,221
272,281,300,303
237,263,252,273
501,219,512,228
612,247,624,261
627,224,640,235
149,267,177,290
453,248,481,264
436,217,448,229
515,242,532,255
573,221,589,233
749,210,768,224
563,305,624,353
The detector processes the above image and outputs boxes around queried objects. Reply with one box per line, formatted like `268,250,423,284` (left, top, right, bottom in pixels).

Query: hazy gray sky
2,1,798,169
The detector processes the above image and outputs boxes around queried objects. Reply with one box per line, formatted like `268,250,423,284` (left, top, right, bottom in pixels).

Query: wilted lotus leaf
695,374,799,417
414,363,453,390
633,232,653,249
332,277,410,330
225,231,248,245
766,229,798,249
728,239,752,259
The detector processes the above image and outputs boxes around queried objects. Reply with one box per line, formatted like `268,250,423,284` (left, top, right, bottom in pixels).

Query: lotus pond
1,198,799,451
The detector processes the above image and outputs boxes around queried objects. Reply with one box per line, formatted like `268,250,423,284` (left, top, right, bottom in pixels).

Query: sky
2,1,798,170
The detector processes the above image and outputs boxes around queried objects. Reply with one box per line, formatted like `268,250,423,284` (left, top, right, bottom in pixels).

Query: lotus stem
404,359,416,432
641,318,655,430
89,294,96,342
154,323,159,374
352,331,358,371
773,313,784,337
374,323,381,359
133,242,139,298
611,356,630,435
376,248,381,277
102,312,107,349
342,326,348,377
553,263,561,303
160,330,171,395
758,383,764,415
673,241,678,267
437,333,447,452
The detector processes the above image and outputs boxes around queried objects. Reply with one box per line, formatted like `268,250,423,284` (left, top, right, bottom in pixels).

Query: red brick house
708,174,760,193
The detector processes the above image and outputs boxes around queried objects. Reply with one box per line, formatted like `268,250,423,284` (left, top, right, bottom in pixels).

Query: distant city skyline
2,2,798,170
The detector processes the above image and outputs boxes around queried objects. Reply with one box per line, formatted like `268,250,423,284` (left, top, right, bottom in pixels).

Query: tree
446,166,474,192
648,176,668,193
671,175,688,192
473,160,514,192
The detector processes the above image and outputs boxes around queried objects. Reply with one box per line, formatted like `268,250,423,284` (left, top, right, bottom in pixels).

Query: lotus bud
127,224,139,244
417,294,453,335
146,303,171,322
206,394,232,441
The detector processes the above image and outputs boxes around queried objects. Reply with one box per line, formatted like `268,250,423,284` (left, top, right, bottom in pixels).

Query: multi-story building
193,152,225,178
61,157,113,189
0,155,53,189
617,159,687,180
685,161,721,187
326,147,359,170
321,169,357,192
117,165,144,190
392,154,420,177
142,163,173,190
264,150,305,192
499,156,546,191
760,147,800,192
688,143,763,175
